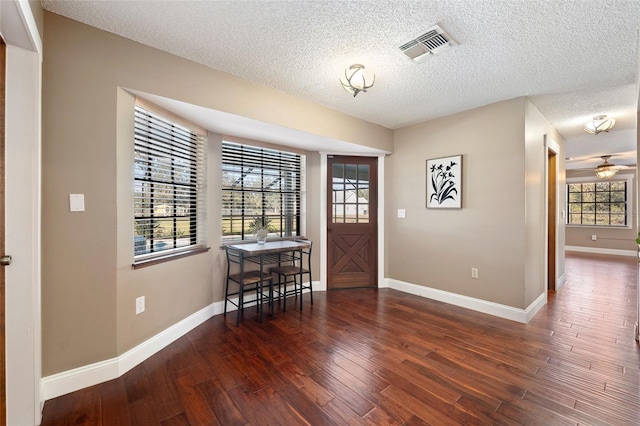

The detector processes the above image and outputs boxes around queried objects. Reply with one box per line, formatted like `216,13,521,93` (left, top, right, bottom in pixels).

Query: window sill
565,224,631,230
132,246,210,269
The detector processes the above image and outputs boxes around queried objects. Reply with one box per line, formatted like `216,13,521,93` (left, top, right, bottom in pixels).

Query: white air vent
399,24,456,63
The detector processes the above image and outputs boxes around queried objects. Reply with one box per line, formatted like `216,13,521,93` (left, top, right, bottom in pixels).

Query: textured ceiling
42,0,640,168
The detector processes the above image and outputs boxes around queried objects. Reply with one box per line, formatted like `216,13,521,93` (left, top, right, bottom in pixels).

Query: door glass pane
357,164,369,184
332,162,372,224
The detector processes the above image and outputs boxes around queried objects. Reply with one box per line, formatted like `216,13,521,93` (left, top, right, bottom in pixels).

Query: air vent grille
399,24,456,63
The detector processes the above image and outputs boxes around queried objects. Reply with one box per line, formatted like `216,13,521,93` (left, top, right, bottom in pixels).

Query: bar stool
224,245,273,326
270,241,312,311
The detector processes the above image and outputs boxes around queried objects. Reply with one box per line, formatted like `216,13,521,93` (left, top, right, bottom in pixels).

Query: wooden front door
327,156,377,289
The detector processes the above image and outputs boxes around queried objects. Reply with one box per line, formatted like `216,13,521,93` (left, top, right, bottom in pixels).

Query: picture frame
426,155,462,209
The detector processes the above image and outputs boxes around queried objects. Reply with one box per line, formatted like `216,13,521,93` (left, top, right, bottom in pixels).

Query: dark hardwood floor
41,252,640,425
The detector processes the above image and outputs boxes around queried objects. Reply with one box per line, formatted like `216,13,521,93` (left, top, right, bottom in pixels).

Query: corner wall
42,11,391,378
388,98,528,309
387,97,564,312
524,101,566,305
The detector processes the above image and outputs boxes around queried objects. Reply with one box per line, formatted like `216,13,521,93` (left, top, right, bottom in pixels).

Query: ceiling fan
594,155,631,179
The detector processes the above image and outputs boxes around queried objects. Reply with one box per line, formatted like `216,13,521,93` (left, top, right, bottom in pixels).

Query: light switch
69,194,85,212
397,209,406,219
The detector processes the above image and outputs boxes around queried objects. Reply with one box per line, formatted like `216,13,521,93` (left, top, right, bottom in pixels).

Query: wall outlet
471,268,479,279
591,234,597,241
136,296,145,315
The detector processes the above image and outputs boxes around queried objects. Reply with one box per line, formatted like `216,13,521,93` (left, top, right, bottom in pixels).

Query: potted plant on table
249,216,273,244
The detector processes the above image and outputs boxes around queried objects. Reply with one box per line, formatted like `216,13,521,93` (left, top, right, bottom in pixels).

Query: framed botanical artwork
426,155,462,209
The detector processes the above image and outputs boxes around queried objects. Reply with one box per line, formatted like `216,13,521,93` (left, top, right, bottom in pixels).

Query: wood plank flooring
41,252,640,425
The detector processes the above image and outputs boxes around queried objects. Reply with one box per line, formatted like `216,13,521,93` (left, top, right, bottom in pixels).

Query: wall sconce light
584,115,615,135
340,64,375,97
595,155,618,179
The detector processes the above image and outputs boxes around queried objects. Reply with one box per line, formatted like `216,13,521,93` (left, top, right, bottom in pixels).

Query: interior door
547,149,557,291
327,156,377,289
0,38,7,424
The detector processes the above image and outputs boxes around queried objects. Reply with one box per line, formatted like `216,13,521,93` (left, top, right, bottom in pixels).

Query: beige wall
42,12,391,375
564,170,637,251
524,101,566,304
305,152,323,272
387,97,564,310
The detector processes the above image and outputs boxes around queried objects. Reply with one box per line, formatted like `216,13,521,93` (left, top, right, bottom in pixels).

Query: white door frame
1,1,42,424
544,135,561,292
319,153,385,291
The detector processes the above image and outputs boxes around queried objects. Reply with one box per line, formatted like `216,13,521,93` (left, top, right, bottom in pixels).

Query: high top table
226,239,312,320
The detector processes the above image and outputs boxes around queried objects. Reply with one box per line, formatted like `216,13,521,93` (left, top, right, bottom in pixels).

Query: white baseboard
42,301,222,401
42,277,545,400
384,278,546,324
556,273,566,291
312,280,325,292
42,281,323,401
565,245,636,257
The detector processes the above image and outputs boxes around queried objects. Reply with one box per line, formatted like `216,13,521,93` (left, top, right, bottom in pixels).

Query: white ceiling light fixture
340,64,375,97
595,155,618,178
584,115,616,135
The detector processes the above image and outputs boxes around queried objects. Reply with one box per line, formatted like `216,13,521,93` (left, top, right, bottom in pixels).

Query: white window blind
134,105,206,257
222,141,303,241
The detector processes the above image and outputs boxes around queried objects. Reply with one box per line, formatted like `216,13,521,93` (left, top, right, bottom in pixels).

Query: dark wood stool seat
270,241,312,311
224,246,273,326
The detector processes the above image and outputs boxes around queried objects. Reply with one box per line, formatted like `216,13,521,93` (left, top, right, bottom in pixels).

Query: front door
327,156,377,289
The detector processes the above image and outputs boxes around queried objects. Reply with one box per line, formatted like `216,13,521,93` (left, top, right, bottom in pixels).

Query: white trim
565,245,636,257
525,292,547,322
556,273,566,291
311,279,325,292
43,301,220,400
377,155,385,289
320,153,328,291
2,1,43,422
41,359,120,403
44,274,554,400
14,0,43,55
385,278,546,324
41,281,322,400
1,0,42,56
117,303,218,376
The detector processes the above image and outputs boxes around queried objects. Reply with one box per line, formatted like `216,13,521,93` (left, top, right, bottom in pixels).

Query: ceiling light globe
584,115,615,135
340,64,375,97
